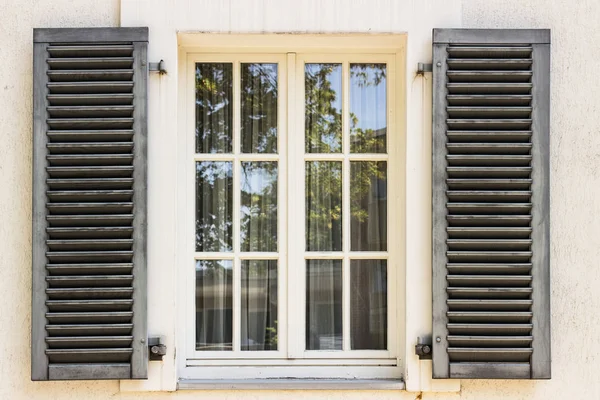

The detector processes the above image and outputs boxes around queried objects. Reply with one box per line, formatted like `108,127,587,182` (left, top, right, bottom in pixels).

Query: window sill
177,378,405,390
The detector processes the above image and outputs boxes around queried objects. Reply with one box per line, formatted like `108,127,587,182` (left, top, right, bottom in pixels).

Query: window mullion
342,60,351,352
232,60,241,353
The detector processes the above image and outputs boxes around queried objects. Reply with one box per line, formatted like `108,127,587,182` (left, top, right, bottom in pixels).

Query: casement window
31,27,550,383
180,52,401,379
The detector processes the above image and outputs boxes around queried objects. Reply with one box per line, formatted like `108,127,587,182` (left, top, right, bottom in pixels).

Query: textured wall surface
1,0,598,398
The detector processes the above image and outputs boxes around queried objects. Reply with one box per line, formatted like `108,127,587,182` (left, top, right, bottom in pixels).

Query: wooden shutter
432,29,550,379
32,28,148,381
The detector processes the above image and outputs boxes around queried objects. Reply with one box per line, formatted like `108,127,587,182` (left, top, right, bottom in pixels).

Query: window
182,52,401,379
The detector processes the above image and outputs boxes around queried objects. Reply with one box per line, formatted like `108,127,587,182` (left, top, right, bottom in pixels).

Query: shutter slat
46,312,134,323
47,45,134,57
45,324,133,336
47,142,134,154
447,59,532,70
447,299,533,311
46,227,133,238
47,58,134,69
47,130,134,142
46,299,133,312
447,336,533,346
46,288,133,299
46,275,133,286
46,203,133,214
447,71,532,82
47,154,133,166
46,263,133,276
47,82,134,93
46,336,133,348
47,166,134,178
447,348,532,362
48,70,134,81
47,106,134,117
447,275,532,286
447,323,533,335
46,349,133,363
47,94,134,106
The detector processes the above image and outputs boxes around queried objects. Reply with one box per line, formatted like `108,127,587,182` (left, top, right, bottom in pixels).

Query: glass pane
306,260,342,350
305,63,342,153
306,161,342,251
241,260,278,351
240,162,278,252
196,162,233,252
350,260,387,350
350,64,387,153
196,260,233,351
195,63,233,153
350,161,387,251
241,63,278,154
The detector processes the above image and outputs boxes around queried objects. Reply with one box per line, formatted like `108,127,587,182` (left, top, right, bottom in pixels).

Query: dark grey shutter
432,29,550,379
32,27,148,381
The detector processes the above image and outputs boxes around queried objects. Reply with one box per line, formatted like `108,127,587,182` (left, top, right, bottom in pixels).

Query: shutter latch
416,63,432,76
148,336,167,361
149,60,167,75
415,336,432,359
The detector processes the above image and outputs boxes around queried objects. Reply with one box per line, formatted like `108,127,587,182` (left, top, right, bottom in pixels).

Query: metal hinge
148,336,167,361
416,62,433,76
415,336,432,359
149,60,167,75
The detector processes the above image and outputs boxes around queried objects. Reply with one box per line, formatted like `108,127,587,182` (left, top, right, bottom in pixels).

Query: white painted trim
178,379,405,390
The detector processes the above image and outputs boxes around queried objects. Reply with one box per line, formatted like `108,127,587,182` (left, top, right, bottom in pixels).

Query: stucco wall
2,0,599,399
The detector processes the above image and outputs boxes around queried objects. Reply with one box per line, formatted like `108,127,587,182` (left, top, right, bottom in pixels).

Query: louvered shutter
32,28,148,381
432,29,550,379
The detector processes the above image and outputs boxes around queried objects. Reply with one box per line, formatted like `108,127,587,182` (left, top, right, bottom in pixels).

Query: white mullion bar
347,252,389,259
347,154,389,161
193,154,236,161
232,60,242,353
288,53,303,358
194,252,236,260
237,154,279,161
342,60,351,352
303,154,345,161
277,55,289,358
237,252,280,260
302,252,344,259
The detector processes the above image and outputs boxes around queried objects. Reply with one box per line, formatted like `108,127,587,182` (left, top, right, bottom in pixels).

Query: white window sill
177,379,405,390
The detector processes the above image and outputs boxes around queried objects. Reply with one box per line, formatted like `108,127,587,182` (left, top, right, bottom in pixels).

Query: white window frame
176,35,407,381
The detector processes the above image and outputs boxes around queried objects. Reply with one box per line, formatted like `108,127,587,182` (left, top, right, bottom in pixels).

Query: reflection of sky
350,65,387,131
240,163,277,194
196,260,233,271
196,161,233,184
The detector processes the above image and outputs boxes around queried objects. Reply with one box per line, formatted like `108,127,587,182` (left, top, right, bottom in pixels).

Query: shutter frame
432,28,551,380
32,27,148,381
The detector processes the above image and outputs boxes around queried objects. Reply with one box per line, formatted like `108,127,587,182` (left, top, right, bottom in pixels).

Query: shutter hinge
416,63,433,76
149,60,167,75
148,336,167,361
415,336,432,359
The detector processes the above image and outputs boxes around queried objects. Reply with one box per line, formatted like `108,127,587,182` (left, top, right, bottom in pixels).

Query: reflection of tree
305,64,342,153
304,64,387,251
241,64,278,153
196,162,233,252
196,64,233,153
240,162,278,252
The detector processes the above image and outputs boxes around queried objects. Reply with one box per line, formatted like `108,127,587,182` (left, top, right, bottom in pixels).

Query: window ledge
177,379,405,390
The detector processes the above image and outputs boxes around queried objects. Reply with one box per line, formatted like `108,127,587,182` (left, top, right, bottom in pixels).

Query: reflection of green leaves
241,64,278,153
305,64,342,153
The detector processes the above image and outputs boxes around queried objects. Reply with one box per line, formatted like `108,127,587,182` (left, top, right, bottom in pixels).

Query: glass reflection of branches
241,63,278,154
305,64,342,153
196,162,233,252
195,63,233,153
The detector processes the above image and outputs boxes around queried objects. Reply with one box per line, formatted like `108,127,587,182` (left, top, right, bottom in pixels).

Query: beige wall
2,0,599,398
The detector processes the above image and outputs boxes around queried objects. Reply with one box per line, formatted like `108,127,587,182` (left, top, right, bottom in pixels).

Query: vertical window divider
232,60,241,352
342,61,351,352
287,53,303,359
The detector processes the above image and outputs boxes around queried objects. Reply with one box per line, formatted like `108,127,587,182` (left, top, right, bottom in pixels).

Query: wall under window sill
177,379,405,390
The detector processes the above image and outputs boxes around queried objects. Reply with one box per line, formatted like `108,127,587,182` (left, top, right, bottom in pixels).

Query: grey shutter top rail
434,29,550,45
34,27,148,43
32,27,148,381
432,28,550,380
